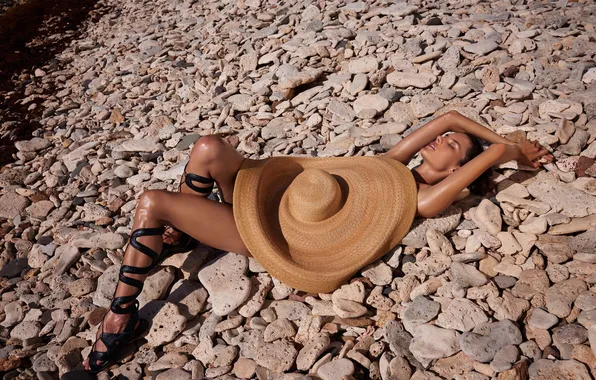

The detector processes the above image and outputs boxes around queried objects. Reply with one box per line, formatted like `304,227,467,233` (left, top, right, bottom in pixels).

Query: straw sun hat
232,155,418,293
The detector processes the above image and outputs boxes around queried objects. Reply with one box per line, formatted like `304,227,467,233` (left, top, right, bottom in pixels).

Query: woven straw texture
232,155,418,293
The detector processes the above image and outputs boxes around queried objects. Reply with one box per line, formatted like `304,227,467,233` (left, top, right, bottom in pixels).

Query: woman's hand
514,138,551,168
492,139,551,168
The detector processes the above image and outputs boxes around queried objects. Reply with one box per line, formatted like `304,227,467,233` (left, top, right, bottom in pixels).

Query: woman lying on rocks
84,110,551,373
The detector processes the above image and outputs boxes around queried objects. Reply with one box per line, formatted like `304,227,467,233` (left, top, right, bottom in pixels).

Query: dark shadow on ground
0,0,104,166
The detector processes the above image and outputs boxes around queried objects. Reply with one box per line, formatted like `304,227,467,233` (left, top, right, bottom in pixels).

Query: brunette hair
459,133,494,195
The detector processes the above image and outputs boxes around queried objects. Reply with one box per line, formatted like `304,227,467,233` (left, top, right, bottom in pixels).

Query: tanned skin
85,111,551,370
386,110,551,217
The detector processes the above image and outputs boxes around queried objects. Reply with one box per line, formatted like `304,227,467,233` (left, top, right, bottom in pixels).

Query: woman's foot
83,310,141,372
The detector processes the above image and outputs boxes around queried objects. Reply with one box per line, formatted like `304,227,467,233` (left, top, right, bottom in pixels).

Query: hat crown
287,168,342,223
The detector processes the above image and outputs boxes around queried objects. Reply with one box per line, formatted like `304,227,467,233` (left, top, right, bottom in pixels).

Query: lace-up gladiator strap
183,170,214,195
87,227,164,374
111,227,165,314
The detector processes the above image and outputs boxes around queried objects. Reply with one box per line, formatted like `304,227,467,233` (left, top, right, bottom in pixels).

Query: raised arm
447,111,515,146
386,110,514,165
416,140,549,218
385,111,452,164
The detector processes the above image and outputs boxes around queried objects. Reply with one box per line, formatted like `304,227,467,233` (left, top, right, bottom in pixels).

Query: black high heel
87,227,164,374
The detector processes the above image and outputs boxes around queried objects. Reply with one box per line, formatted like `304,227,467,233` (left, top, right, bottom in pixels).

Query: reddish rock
490,99,506,108
108,198,125,212
29,192,50,202
503,66,520,77
94,216,114,226
333,317,374,327
225,135,240,149
0,224,12,240
572,344,596,375
498,359,529,380
288,294,308,302
576,156,596,178
321,322,339,334
0,357,21,372
432,351,475,378
88,307,107,326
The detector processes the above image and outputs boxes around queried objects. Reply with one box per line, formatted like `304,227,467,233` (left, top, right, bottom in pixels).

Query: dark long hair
459,133,493,195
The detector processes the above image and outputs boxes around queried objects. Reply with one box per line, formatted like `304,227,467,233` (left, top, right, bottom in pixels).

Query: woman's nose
436,136,442,145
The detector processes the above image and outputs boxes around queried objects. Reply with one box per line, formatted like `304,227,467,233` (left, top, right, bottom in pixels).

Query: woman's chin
419,148,432,161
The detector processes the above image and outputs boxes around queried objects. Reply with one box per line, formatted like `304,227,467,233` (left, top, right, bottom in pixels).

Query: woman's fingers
517,138,553,167
531,149,551,166
527,145,548,160
533,147,548,158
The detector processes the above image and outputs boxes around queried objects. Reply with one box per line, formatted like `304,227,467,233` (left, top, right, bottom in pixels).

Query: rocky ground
1,0,596,379
0,0,101,165
0,0,26,15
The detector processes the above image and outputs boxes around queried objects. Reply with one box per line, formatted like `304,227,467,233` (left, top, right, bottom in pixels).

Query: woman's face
420,132,473,173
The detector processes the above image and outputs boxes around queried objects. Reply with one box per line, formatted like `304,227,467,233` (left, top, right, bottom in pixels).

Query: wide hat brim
232,155,417,293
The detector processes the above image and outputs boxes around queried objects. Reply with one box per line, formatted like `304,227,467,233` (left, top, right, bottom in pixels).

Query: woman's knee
137,190,167,218
190,135,227,165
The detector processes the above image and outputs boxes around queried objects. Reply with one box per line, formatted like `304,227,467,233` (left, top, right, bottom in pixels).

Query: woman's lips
428,142,436,150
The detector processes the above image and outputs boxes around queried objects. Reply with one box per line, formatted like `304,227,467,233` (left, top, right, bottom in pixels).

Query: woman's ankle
103,309,133,327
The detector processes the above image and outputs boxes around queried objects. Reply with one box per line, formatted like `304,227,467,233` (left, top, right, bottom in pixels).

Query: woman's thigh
147,190,250,256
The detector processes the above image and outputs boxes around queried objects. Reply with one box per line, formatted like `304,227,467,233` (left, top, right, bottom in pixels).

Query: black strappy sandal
87,227,164,374
159,162,218,262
